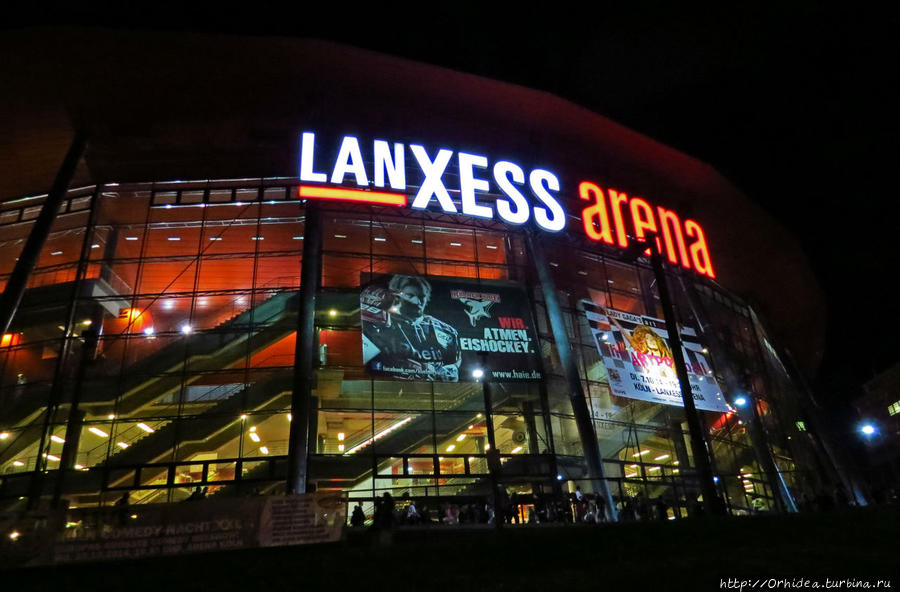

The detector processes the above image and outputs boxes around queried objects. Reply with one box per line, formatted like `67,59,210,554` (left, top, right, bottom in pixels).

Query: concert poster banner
582,300,729,413
360,275,542,382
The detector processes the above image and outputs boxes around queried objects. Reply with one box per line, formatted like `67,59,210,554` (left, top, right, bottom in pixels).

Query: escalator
0,291,299,469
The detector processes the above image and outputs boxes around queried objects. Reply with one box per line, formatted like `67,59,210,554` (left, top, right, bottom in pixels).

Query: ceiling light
180,324,192,334
46,454,61,462
654,454,670,461
334,234,347,239
209,237,222,241
117,442,129,449
446,444,456,452
411,239,423,244
450,242,462,247
13,460,25,467
136,423,155,433
456,434,466,442
632,450,649,457
338,444,345,452
125,236,138,241
511,446,523,454
485,244,498,249
251,236,264,240
50,435,65,444
51,251,63,256
167,237,180,241
259,446,269,454
88,427,109,438
374,237,386,242
337,432,345,441
249,432,260,442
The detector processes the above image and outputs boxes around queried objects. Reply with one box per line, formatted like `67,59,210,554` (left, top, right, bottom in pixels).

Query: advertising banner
43,493,345,566
583,300,729,413
361,275,541,382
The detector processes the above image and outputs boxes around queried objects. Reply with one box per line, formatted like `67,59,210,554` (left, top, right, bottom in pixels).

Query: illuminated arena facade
0,29,847,519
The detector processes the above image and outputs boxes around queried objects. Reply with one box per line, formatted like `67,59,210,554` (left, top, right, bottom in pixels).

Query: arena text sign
298,132,715,278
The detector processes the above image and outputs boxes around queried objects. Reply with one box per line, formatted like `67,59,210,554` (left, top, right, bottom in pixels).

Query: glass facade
0,179,827,518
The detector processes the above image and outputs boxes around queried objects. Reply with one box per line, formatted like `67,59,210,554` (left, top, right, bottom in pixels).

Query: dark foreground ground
4,506,898,591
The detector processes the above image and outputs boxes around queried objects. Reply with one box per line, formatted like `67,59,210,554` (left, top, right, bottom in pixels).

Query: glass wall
0,180,825,517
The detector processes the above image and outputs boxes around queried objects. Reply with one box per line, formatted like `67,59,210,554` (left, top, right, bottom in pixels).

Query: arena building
0,28,850,520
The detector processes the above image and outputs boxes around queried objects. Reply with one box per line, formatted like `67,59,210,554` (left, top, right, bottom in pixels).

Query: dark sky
11,4,898,410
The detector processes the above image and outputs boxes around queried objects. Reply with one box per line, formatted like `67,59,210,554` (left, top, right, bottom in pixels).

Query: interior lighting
82,319,92,326
344,417,412,455
50,251,63,256
143,327,155,336
88,427,109,438
292,236,304,240
91,244,100,249
259,446,269,454
742,473,753,477
50,435,65,444
411,239,423,244
251,236,264,240
484,443,490,451
46,454,61,462
74,464,84,470
654,454,670,461
557,474,564,481
108,414,116,420
338,444,345,452
446,444,456,452
549,262,559,267
209,237,222,241
713,476,719,483
456,434,466,442
672,469,679,473
468,425,474,430
632,450,649,458
334,234,347,239
328,309,337,316
125,236,138,241
472,368,484,379
673,461,679,465
511,446,523,454
476,413,483,418
450,242,462,247
337,432,345,441
13,460,25,466
240,414,248,420
287,413,292,421
117,442,129,449
577,270,588,276
734,397,748,406
485,244,498,249
374,237,386,242
249,432,261,443
628,464,639,469
180,324,192,335
9,531,20,540
167,237,180,241
136,423,155,433
860,424,876,436
0,432,9,439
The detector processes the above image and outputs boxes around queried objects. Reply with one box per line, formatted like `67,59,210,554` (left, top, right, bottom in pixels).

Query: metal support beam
286,202,322,494
525,231,617,522
647,250,726,515
679,277,797,513
0,132,87,335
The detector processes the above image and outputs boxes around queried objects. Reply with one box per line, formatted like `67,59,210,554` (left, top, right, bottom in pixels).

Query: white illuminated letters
529,169,566,232
409,145,457,213
330,136,369,186
458,152,493,219
299,132,327,183
493,161,530,225
373,140,406,190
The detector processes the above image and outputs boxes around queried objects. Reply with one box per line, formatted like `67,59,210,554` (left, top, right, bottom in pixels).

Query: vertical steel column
678,278,797,513
524,232,617,521
287,202,322,494
0,132,87,335
647,251,726,515
478,353,503,529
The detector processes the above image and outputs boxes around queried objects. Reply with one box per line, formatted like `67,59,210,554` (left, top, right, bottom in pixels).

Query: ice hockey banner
360,275,542,382
583,301,729,412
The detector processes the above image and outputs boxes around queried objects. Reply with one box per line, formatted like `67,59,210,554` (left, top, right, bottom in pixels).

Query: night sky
10,4,898,423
